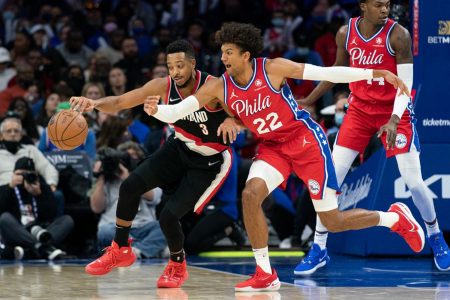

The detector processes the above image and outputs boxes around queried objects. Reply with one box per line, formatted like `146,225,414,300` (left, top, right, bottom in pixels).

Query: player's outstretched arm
144,77,223,123
266,58,410,97
70,78,166,113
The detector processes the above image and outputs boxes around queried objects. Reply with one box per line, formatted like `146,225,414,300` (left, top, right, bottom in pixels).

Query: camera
95,147,130,181
22,171,39,184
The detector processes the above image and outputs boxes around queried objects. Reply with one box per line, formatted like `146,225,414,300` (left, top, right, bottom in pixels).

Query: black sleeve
35,178,57,222
0,184,20,217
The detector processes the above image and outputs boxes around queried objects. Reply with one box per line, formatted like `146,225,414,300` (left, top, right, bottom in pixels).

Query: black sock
114,224,131,247
170,249,185,262
425,218,437,226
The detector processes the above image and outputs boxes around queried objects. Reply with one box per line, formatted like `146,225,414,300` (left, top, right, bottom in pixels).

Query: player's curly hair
215,22,263,60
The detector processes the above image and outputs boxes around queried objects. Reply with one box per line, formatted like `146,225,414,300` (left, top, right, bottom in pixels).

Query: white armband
302,64,373,83
392,64,413,118
154,95,200,123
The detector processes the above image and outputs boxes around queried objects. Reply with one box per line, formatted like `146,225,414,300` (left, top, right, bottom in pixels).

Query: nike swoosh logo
208,161,220,166
397,210,417,232
169,97,181,102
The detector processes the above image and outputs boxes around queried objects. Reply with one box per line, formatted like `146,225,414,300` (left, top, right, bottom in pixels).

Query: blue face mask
335,112,345,126
3,11,15,20
272,18,285,28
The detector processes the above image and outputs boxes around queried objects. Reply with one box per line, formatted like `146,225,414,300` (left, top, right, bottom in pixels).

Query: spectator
7,97,40,144
56,28,94,69
105,67,127,96
0,117,59,190
0,157,73,260
0,47,16,91
96,115,132,149
114,37,151,90
90,143,166,258
0,62,35,117
96,28,125,65
35,93,61,134
9,30,34,65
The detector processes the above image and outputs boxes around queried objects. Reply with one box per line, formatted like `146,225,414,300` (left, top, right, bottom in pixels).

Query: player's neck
359,18,384,38
232,61,254,87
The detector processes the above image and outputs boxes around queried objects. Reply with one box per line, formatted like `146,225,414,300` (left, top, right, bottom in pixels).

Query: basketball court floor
1,254,449,299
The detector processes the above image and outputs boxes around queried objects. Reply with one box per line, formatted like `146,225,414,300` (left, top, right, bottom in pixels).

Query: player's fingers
376,128,383,138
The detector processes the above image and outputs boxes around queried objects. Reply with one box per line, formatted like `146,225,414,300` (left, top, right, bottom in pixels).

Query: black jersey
163,70,229,156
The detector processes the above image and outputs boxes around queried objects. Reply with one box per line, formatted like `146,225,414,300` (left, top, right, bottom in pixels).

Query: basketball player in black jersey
70,40,239,288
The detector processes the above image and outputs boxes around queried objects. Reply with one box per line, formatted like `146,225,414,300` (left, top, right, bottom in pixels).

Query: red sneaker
157,260,189,288
85,239,136,275
235,266,281,292
388,202,425,252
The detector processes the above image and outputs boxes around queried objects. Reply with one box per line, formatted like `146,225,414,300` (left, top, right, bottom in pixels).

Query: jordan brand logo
230,89,238,99
303,137,311,147
351,37,357,45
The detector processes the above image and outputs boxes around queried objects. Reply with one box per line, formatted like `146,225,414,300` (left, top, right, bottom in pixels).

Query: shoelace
162,264,184,280
432,237,449,257
102,246,118,268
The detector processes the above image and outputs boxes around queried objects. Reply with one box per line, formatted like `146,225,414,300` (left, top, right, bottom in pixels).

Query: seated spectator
90,143,167,258
105,67,127,96
55,28,94,69
0,47,16,91
35,93,61,135
0,62,35,117
0,157,74,260
7,97,40,144
0,117,58,190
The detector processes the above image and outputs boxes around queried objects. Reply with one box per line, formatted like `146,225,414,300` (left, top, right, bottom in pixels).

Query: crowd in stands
1,0,408,260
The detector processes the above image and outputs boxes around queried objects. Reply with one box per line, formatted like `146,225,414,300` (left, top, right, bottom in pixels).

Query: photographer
90,143,167,258
0,157,73,260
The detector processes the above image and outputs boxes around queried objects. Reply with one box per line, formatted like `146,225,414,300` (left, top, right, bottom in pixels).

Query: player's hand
377,115,400,150
144,96,160,116
69,96,95,112
375,70,411,97
217,117,243,144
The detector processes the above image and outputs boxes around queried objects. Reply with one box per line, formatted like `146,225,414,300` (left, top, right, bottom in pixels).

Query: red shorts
336,100,420,158
255,118,339,200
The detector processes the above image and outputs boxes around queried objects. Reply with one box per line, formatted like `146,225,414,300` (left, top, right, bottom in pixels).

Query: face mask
3,11,15,21
272,18,285,28
2,140,21,154
335,112,345,126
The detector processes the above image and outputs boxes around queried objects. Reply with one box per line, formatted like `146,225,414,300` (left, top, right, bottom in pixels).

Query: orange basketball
47,110,88,150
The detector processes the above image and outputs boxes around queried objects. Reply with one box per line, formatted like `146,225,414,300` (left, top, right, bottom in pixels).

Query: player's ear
191,58,196,69
243,51,251,62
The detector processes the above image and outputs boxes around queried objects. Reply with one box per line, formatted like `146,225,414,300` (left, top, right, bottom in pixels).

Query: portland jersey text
222,58,309,141
346,17,398,104
165,70,229,155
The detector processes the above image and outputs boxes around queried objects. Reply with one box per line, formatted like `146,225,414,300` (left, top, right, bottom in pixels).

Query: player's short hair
166,40,195,59
215,22,263,60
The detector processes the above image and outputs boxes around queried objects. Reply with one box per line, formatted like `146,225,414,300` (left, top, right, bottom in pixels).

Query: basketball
47,110,88,150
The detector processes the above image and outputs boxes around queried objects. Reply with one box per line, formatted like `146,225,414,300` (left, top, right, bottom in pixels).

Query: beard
175,75,193,89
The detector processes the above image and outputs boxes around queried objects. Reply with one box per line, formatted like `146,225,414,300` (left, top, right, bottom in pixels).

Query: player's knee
159,207,179,231
119,173,147,199
241,187,260,209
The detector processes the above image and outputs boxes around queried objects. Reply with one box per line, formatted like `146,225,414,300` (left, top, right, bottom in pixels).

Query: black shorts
133,135,233,217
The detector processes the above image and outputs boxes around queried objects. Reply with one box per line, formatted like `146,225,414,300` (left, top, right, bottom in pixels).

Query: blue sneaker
428,232,450,271
294,243,330,275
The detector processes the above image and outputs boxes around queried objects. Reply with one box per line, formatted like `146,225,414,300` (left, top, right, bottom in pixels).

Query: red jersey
346,17,398,107
222,58,310,141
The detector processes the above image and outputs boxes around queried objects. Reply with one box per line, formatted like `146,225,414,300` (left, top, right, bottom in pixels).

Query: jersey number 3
253,112,283,134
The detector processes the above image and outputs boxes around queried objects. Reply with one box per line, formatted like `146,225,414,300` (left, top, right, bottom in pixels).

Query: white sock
425,219,440,236
377,211,399,228
253,247,271,274
314,216,328,250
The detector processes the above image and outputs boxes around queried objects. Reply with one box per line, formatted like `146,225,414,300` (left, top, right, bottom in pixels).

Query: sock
170,249,185,262
425,218,440,236
114,224,131,247
314,216,328,250
253,246,271,274
377,211,399,228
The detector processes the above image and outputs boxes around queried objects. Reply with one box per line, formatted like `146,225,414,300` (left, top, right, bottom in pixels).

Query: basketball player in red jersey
295,0,450,275
141,22,425,292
